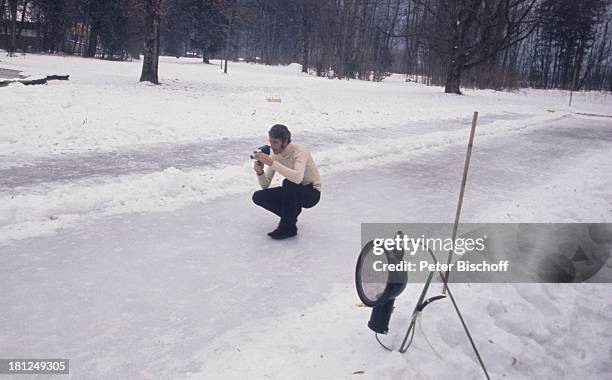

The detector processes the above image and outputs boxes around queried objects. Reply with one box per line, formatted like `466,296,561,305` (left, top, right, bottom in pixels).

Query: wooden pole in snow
442,111,478,295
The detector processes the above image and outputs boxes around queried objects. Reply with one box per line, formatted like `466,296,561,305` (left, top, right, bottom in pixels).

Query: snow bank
182,283,612,380
0,110,571,242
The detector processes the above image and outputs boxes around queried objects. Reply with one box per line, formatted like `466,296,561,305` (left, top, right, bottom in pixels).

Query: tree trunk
0,1,6,51
572,42,585,91
445,57,463,94
593,21,609,89
301,39,309,73
224,16,232,74
444,1,464,94
16,1,27,41
301,2,310,73
86,24,98,58
8,0,17,54
140,0,161,84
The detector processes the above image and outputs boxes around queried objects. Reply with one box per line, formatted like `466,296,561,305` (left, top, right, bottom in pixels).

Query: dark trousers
252,179,320,230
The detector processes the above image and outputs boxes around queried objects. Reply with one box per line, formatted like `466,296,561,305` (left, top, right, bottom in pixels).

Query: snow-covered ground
1,53,611,379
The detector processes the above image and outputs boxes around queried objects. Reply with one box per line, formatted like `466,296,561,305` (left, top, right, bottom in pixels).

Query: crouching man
252,124,322,240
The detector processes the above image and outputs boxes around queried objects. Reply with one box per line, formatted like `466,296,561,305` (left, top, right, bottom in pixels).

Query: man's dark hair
269,124,291,144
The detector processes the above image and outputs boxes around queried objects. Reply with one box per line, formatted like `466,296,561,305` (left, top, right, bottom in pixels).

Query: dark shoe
268,219,298,237
267,227,289,237
269,226,297,240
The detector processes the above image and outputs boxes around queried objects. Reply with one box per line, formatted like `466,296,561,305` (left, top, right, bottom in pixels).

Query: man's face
269,137,287,154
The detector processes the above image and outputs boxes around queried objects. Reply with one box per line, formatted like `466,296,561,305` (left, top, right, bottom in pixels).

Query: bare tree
140,0,163,83
413,0,539,94
7,0,18,54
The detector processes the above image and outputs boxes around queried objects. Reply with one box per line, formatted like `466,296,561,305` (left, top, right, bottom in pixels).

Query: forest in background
1,0,611,93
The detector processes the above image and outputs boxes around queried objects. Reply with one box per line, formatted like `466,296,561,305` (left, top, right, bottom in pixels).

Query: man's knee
252,190,264,205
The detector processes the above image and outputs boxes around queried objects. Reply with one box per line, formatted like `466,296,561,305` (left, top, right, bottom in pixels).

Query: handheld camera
250,145,271,162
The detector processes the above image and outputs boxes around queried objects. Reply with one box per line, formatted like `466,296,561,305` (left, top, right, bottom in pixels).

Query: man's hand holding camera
251,145,273,175
256,152,274,166
254,160,264,175
253,153,273,175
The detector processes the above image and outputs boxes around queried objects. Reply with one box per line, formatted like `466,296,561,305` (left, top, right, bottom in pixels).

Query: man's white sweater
257,143,322,191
